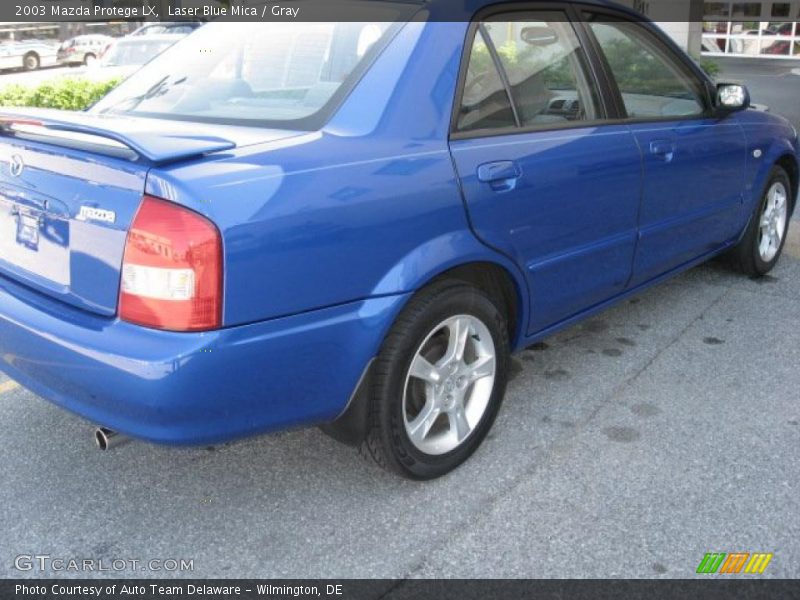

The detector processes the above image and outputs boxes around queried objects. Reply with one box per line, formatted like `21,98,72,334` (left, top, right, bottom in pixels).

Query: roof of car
424,0,625,7
421,0,645,20
72,34,113,40
139,21,201,27
240,0,647,20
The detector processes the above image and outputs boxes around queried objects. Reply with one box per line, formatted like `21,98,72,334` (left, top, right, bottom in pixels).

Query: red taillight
119,195,222,332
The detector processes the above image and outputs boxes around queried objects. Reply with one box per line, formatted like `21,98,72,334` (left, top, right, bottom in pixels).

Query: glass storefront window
772,2,791,16
760,36,792,53
732,3,762,17
765,21,795,34
730,20,760,32
701,1,800,58
703,21,730,33
702,37,729,52
704,2,732,16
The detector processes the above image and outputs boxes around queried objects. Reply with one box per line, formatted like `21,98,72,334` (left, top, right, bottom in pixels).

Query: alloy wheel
402,314,496,456
758,181,788,262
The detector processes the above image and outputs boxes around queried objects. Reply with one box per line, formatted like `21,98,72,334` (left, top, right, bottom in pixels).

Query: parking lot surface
2,220,799,579
717,57,800,129
1,58,799,581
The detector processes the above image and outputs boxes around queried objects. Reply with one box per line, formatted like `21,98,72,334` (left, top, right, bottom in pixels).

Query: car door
583,14,748,285
449,9,643,334
0,44,17,70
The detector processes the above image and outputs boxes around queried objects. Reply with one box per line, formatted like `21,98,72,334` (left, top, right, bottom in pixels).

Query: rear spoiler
0,108,236,165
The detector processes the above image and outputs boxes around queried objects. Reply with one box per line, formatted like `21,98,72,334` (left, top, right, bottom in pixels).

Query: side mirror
716,83,750,114
520,26,559,47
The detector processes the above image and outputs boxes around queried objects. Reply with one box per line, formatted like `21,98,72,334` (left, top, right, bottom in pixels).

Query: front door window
588,21,706,119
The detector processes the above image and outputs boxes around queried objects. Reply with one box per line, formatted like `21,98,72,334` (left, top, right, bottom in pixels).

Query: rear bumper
0,274,407,445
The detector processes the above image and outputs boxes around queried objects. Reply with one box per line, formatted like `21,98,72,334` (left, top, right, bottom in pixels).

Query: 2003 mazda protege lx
0,1,798,479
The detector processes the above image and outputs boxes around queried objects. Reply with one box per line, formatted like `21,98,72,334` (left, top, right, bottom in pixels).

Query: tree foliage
0,77,120,111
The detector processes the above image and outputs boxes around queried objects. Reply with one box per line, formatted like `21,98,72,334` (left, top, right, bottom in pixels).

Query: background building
700,0,800,58
2,0,800,61
623,0,800,59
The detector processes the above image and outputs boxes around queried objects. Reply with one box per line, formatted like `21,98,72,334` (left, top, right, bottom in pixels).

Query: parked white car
129,22,202,36
0,39,59,71
58,35,114,67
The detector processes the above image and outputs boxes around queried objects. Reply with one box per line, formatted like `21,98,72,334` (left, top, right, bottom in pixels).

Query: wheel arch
422,261,524,350
369,232,530,350
775,153,799,213
322,256,530,447
750,140,798,211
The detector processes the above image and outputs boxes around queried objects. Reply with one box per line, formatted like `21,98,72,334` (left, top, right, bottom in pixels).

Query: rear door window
456,28,518,132
456,12,601,134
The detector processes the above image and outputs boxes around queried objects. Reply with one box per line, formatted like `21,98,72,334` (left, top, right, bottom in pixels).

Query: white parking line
0,380,20,395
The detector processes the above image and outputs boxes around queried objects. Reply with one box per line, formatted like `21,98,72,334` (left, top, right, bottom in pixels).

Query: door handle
477,161,522,192
649,140,676,162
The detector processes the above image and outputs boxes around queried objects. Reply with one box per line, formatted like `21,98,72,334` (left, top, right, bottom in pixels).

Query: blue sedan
0,1,798,479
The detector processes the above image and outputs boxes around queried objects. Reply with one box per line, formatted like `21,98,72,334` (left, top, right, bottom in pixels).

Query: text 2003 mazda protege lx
0,1,798,479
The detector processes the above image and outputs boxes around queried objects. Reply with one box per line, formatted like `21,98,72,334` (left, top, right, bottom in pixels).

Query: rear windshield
102,40,177,66
91,20,405,129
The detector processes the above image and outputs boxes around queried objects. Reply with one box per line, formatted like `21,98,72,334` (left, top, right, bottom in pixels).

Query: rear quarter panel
146,22,530,336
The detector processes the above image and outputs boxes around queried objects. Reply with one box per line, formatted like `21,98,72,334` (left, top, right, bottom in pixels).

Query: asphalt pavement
0,59,799,582
2,229,799,580
715,57,800,129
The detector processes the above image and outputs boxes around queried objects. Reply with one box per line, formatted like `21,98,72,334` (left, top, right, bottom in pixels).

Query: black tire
728,166,793,277
360,281,510,480
23,53,40,71
84,53,96,66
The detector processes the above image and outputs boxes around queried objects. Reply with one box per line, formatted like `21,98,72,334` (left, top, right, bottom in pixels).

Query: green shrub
697,58,721,80
0,77,121,111
689,53,721,80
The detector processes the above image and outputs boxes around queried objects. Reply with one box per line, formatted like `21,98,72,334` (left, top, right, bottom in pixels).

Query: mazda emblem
9,154,24,177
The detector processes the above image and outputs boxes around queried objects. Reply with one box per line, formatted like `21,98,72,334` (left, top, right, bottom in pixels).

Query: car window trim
576,6,717,123
479,23,522,128
567,6,627,119
450,117,629,142
564,2,619,119
448,2,609,141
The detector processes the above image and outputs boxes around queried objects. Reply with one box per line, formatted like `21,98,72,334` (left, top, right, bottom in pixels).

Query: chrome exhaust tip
94,427,129,451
